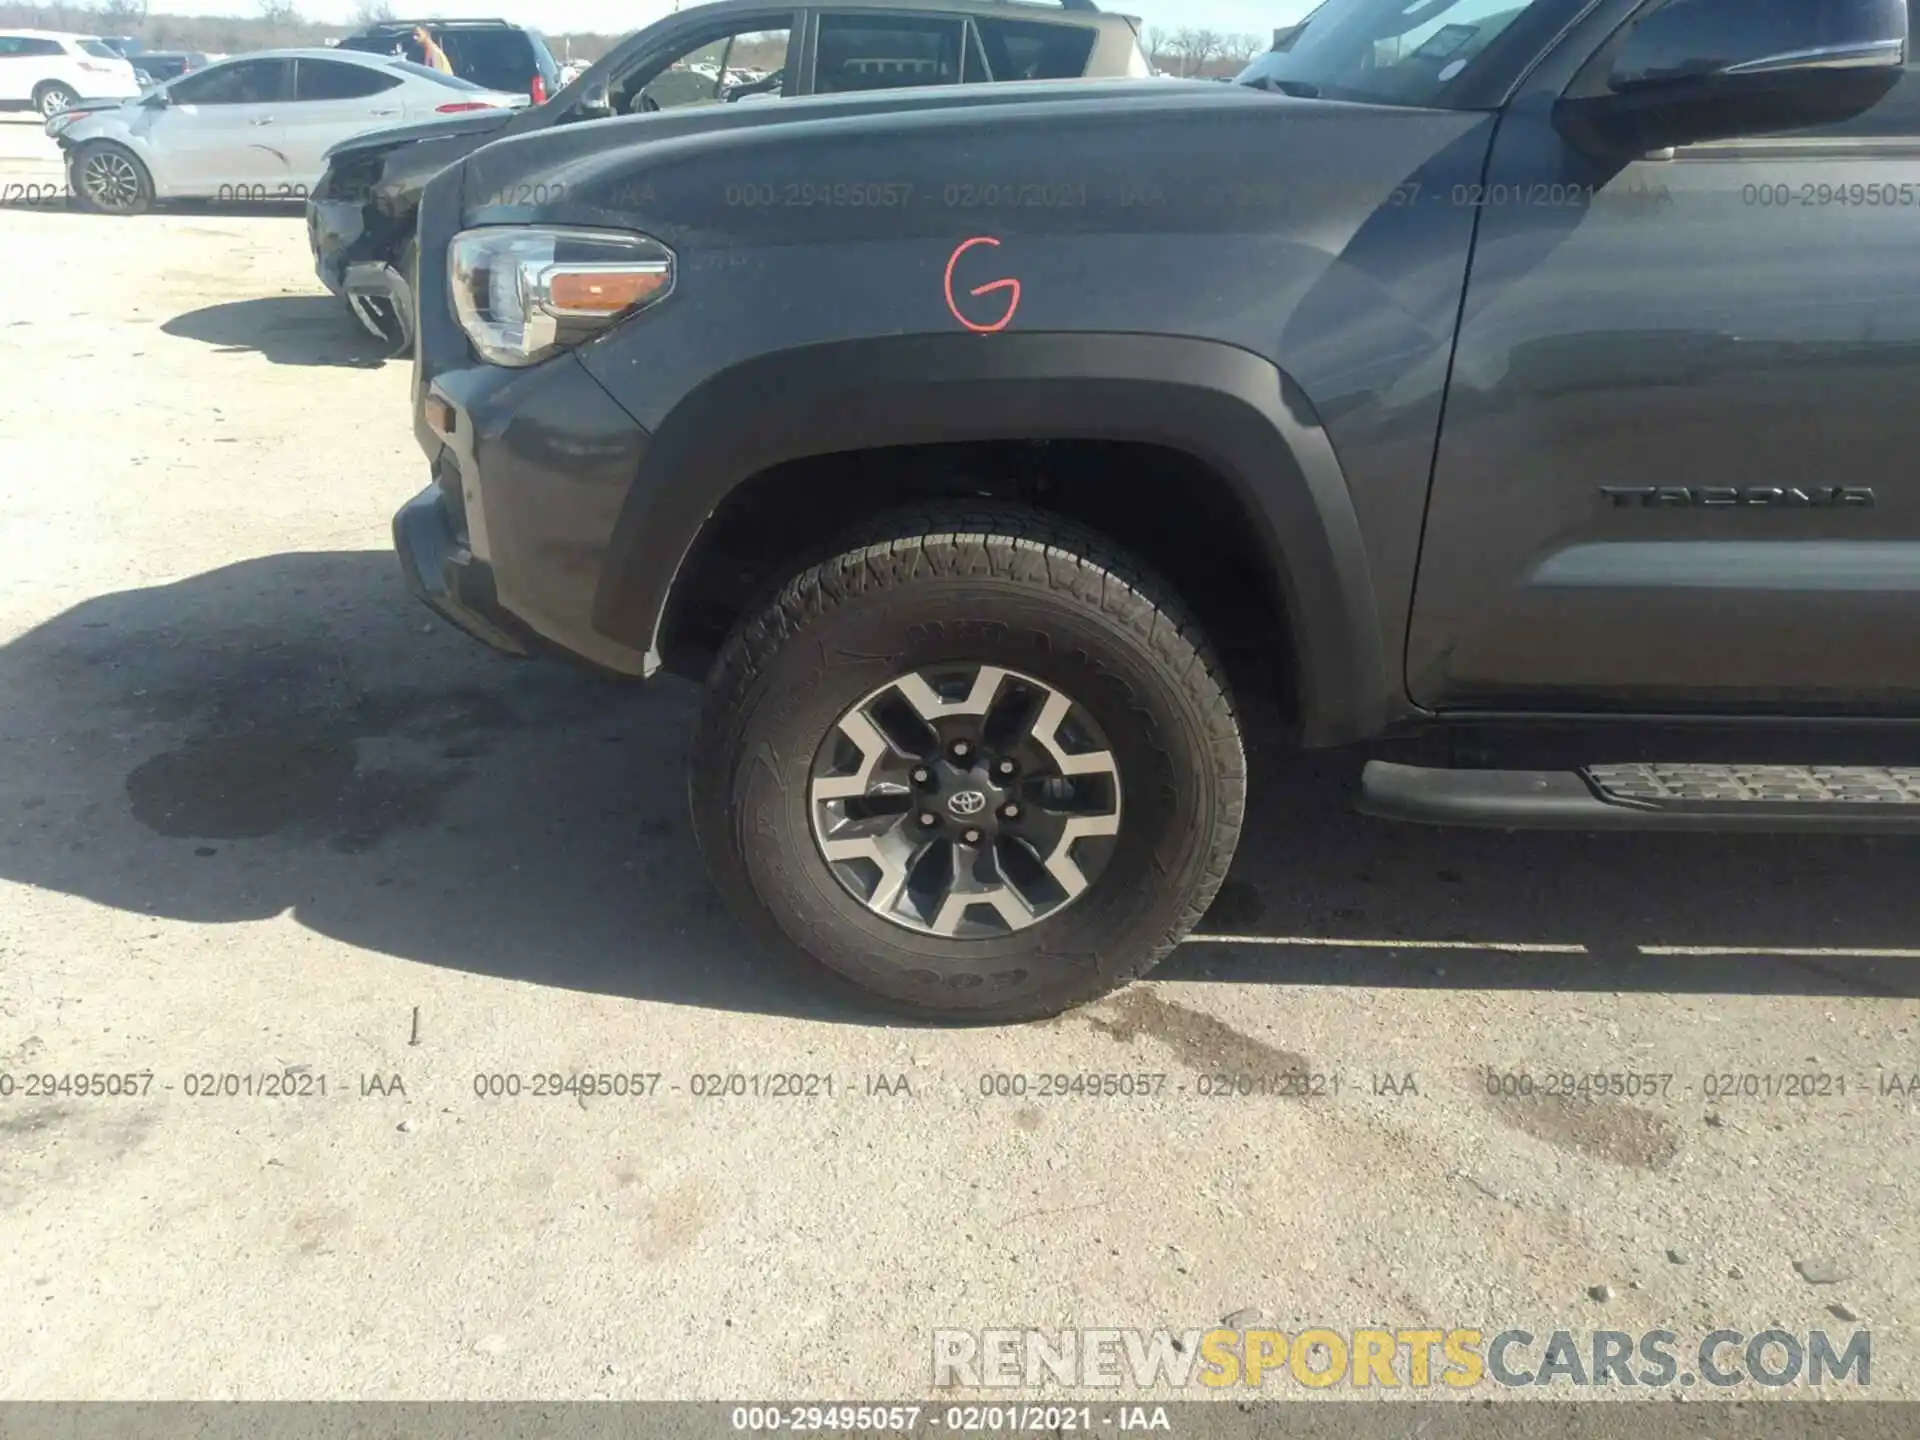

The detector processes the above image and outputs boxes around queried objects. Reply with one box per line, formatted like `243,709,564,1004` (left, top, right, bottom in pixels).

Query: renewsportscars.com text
933,1327,1871,1391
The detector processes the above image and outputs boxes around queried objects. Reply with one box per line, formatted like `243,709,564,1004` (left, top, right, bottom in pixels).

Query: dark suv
334,18,560,101
132,51,206,84
308,0,1148,350
98,42,205,86
395,0,1918,1022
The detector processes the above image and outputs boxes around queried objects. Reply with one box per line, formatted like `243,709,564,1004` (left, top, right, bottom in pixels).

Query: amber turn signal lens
545,268,670,315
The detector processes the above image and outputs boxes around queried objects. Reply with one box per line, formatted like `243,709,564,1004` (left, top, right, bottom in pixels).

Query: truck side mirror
1556,0,1907,156
573,77,613,120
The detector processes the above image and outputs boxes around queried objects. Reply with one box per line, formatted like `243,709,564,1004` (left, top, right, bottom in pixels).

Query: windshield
439,30,544,92
527,29,560,83
1236,0,1541,108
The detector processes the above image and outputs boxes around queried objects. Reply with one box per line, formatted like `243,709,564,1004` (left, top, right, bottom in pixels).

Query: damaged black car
306,0,1149,353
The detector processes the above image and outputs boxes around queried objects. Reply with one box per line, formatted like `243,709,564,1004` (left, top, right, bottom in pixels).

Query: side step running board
1359,761,1920,834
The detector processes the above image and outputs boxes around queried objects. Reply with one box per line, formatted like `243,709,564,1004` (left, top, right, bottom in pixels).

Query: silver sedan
48,47,526,214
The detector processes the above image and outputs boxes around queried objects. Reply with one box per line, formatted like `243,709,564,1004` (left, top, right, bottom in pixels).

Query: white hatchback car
50,48,526,215
0,30,141,116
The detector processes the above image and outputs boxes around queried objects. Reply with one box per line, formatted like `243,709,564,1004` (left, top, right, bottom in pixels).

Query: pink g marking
943,236,1021,334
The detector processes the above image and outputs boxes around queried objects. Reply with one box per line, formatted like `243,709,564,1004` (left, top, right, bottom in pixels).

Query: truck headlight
448,225,674,368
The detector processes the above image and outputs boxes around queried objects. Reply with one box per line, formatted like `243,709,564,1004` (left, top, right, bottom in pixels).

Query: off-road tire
690,503,1246,1023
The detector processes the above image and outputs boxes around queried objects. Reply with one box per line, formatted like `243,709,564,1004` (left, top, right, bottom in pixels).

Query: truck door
1409,0,1920,713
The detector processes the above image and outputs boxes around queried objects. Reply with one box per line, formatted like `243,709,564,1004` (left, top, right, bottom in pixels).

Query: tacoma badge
1600,486,1875,509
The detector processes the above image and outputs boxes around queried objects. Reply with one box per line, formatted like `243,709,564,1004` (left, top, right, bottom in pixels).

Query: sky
171,0,1324,39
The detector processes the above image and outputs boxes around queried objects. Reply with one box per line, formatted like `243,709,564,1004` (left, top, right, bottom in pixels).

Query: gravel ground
1,115,1918,1404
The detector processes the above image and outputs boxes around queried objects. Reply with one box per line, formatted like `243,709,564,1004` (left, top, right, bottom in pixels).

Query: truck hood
323,104,523,163
462,78,1270,212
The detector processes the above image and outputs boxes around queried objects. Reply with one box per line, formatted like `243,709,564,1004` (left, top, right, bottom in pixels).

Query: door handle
249,117,275,125
369,108,399,115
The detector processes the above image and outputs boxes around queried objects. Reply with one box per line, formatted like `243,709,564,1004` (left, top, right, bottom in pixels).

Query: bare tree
1220,32,1263,65
0,0,349,49
99,0,150,27
352,0,396,23
1144,24,1167,70
1168,27,1223,76
0,2,87,26
1166,27,1194,75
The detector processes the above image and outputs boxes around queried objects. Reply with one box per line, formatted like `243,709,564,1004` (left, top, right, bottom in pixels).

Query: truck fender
594,332,1387,746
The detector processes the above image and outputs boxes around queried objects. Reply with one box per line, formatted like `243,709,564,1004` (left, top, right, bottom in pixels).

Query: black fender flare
594,332,1387,747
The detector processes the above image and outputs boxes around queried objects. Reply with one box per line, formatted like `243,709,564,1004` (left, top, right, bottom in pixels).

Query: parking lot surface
1,116,1918,1402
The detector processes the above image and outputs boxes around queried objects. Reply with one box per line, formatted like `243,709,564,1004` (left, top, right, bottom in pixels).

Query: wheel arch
70,135,156,189
595,332,1389,748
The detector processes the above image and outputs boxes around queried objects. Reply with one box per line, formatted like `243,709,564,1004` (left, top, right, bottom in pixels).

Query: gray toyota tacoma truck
395,0,1920,1021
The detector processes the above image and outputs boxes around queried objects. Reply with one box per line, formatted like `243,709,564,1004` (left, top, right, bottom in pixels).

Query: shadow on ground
1,551,1917,1025
162,295,390,368
0,194,311,217
1160,744,1920,999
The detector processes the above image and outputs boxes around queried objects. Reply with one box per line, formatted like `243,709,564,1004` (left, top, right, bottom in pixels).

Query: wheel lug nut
1001,803,1020,820
963,829,983,845
911,768,931,784
953,740,972,758
919,813,938,827
997,759,1015,776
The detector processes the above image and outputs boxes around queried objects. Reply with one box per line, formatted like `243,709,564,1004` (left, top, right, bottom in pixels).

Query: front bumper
344,259,414,350
396,348,656,676
393,476,534,658
311,195,414,349
307,196,362,295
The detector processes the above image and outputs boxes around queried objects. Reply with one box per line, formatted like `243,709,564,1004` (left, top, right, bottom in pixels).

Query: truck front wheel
689,505,1246,1022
